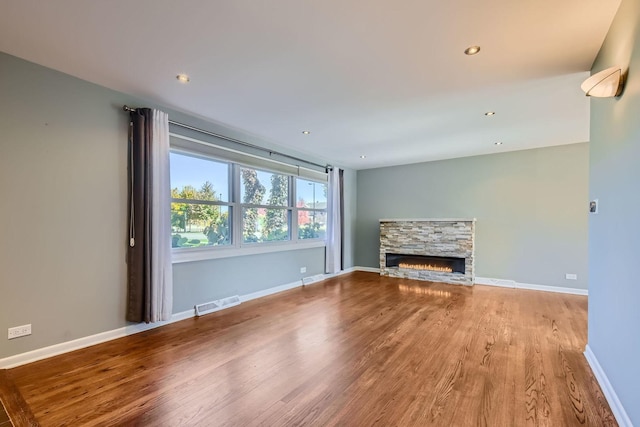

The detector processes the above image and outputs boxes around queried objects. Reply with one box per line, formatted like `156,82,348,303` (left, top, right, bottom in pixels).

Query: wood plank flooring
0,370,36,427
1,272,616,426
0,399,14,427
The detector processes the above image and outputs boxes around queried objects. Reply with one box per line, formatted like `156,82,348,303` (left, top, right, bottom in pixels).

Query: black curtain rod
123,105,331,171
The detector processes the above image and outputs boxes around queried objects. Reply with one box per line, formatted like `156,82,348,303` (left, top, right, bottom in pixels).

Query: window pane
298,210,327,240
243,208,289,243
296,178,327,209
241,168,289,206
171,203,230,247
170,152,229,202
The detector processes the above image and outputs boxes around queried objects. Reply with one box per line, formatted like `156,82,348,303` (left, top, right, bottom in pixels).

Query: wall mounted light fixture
581,66,624,97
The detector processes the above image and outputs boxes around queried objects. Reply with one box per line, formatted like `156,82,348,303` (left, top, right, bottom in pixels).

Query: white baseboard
0,309,195,369
245,267,378,298
350,270,588,296
584,345,633,427
0,269,369,369
475,276,588,296
352,266,380,273
474,277,517,288
240,280,305,303
0,267,393,369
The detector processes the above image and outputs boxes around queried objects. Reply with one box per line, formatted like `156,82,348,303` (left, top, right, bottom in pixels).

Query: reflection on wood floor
1,272,616,426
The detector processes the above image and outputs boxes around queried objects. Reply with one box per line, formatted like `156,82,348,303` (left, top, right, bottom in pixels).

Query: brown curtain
339,169,344,271
126,109,153,323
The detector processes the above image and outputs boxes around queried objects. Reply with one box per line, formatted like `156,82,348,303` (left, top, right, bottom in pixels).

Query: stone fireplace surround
379,218,476,285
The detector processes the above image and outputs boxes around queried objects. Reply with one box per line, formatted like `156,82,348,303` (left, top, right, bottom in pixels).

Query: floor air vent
302,274,325,285
195,295,241,316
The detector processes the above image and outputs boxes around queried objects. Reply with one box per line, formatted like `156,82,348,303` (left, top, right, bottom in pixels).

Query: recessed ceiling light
485,111,495,116
302,130,311,135
360,155,367,159
176,74,190,83
464,46,481,55
494,142,503,145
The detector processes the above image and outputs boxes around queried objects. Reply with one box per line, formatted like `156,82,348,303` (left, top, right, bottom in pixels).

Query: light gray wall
0,52,355,359
356,143,589,289
173,248,325,311
588,0,640,423
342,168,357,268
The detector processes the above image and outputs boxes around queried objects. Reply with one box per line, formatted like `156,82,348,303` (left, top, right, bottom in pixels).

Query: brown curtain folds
126,108,172,323
127,109,152,323
339,168,344,271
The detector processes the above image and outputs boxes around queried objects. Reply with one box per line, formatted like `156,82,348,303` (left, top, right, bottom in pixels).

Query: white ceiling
0,0,620,169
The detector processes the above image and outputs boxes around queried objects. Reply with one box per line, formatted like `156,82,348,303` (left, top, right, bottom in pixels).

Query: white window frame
295,177,328,242
170,150,233,250
169,134,328,263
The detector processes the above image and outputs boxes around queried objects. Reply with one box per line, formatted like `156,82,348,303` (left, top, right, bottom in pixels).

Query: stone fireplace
379,219,476,285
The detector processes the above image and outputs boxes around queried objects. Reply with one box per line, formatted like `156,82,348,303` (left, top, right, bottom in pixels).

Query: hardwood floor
0,370,35,427
0,398,15,427
1,272,616,426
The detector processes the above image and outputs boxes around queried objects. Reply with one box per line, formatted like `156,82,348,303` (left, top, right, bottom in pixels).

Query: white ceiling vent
195,295,241,316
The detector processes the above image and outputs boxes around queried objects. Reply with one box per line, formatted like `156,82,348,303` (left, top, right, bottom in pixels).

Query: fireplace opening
385,253,465,274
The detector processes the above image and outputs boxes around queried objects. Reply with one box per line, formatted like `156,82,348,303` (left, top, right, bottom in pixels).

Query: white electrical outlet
8,324,31,340
300,267,307,274
565,274,577,280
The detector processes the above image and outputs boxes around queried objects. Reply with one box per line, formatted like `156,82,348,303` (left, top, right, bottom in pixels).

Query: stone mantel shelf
379,218,476,222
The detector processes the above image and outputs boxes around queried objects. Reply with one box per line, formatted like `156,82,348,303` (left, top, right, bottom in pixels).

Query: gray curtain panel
127,108,153,323
339,169,344,271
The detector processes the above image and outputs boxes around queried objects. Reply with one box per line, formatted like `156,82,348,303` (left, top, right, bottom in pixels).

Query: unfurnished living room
0,1,638,426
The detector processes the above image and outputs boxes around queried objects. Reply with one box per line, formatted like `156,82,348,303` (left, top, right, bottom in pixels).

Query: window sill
172,240,326,264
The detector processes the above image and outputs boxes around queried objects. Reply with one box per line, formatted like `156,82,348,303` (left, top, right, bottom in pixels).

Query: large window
296,178,327,240
241,167,290,243
170,152,231,248
169,148,327,255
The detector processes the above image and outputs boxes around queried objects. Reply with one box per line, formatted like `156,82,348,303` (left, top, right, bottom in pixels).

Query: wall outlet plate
300,267,307,274
8,324,31,339
565,273,578,280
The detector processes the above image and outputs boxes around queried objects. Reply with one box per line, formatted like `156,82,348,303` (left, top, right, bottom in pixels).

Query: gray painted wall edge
587,0,640,424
